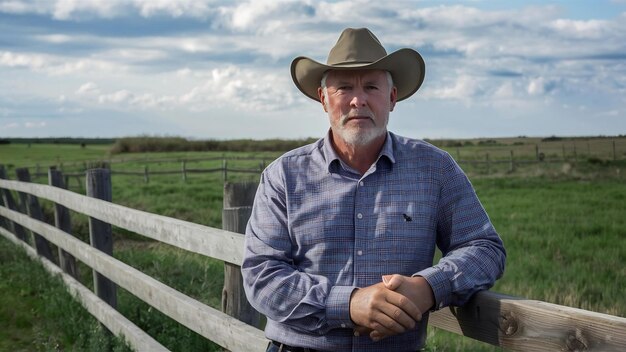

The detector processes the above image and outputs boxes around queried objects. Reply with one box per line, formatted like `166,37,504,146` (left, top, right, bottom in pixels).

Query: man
242,28,506,352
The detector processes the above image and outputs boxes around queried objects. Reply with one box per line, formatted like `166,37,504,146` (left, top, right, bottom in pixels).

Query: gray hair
321,71,394,107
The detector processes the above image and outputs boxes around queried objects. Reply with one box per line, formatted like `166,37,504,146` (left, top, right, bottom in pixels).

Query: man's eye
366,85,379,90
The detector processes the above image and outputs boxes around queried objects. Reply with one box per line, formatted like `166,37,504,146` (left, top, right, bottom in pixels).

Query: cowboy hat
290,27,425,102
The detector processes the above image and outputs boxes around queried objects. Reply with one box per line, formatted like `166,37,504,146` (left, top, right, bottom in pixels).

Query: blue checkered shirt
242,131,506,351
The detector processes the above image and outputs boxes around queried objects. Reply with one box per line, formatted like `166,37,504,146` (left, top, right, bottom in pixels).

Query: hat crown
327,28,388,66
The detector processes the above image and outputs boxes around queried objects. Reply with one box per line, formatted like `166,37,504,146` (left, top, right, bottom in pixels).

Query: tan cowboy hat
290,27,425,102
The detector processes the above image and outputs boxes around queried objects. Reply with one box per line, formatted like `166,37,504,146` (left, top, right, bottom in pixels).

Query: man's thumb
382,274,402,290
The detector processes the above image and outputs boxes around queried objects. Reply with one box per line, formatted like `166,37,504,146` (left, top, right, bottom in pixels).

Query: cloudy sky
1,0,625,140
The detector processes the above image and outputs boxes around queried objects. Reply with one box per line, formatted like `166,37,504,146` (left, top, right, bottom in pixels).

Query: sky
0,0,625,140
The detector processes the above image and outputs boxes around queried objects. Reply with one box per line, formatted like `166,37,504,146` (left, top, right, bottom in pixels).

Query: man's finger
385,290,423,322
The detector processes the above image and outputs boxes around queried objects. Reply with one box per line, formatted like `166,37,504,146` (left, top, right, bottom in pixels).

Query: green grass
1,142,625,351
0,236,132,352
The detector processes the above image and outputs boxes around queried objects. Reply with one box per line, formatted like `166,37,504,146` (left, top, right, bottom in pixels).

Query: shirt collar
322,130,396,174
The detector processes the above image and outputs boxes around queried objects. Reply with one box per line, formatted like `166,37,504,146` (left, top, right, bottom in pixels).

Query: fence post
535,144,539,161
182,160,187,182
0,166,28,241
614,140,617,161
15,168,55,262
86,168,117,308
509,150,515,172
144,165,149,184
49,168,79,279
222,159,228,182
222,182,262,328
485,153,490,174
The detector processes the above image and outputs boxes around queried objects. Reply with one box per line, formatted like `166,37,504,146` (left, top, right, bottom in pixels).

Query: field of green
0,138,625,351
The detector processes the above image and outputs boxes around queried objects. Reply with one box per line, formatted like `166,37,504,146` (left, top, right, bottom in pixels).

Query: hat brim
290,48,425,102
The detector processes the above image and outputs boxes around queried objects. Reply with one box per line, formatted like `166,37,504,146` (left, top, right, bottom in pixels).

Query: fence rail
1,167,625,351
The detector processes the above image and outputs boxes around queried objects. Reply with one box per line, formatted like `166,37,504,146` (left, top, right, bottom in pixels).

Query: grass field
0,140,625,351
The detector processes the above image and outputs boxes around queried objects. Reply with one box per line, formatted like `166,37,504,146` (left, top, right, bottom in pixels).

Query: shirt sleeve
241,165,356,334
416,152,506,310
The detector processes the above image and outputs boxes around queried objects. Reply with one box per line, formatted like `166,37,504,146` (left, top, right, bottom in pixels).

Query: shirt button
341,323,346,328
357,250,363,256
357,213,363,219
359,181,364,186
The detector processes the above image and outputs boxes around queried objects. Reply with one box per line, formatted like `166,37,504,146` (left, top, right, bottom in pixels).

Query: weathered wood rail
0,166,625,352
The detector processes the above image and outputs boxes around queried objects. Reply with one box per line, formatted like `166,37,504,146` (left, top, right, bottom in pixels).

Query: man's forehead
326,69,388,81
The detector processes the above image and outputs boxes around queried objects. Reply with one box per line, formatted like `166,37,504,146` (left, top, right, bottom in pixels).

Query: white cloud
527,77,560,96
428,75,484,102
1,122,19,129
0,51,46,69
25,121,47,128
133,0,215,18
76,82,100,95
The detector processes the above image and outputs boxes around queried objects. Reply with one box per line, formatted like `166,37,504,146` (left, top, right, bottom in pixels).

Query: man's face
318,69,397,147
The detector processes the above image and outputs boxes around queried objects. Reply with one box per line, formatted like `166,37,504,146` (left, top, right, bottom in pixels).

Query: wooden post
485,153,490,174
509,150,515,172
144,166,149,184
562,144,566,161
182,160,187,182
15,168,55,262
613,140,617,161
0,165,28,242
222,182,262,328
222,159,228,182
573,143,577,162
49,168,79,279
535,144,539,161
0,166,28,242
86,168,117,308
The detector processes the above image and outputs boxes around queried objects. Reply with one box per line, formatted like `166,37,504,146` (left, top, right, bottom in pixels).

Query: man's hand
349,282,422,339
364,275,435,341
382,275,435,313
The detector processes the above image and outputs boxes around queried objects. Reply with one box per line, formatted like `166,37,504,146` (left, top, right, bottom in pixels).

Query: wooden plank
0,179,245,265
0,206,269,352
86,168,117,309
48,168,79,279
0,226,169,352
429,291,626,352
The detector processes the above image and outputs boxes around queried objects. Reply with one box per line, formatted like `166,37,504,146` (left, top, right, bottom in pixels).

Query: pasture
0,138,624,351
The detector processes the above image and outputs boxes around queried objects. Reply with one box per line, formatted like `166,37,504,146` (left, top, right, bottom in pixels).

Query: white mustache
340,110,375,126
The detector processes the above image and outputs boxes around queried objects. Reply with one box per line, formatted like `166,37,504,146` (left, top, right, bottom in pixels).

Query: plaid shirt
242,131,506,352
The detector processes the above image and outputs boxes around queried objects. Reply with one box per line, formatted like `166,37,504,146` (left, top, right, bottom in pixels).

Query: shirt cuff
414,267,451,311
325,285,357,329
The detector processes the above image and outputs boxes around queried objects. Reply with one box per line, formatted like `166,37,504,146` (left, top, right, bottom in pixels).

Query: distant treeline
109,136,319,154
0,138,116,145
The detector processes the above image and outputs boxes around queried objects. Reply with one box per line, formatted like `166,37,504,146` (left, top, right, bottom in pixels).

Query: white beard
331,111,388,147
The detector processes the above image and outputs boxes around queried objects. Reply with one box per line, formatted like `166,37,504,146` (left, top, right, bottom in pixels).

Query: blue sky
1,0,625,140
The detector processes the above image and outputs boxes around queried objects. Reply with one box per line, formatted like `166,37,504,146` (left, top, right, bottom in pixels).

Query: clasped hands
349,274,435,342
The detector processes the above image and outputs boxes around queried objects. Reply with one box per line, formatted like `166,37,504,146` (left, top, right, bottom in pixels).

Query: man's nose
349,89,367,107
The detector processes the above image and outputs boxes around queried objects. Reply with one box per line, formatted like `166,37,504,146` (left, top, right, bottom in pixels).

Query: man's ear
389,86,398,112
318,87,328,112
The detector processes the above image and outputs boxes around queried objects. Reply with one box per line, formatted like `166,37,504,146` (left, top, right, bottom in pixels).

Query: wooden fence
0,166,625,351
